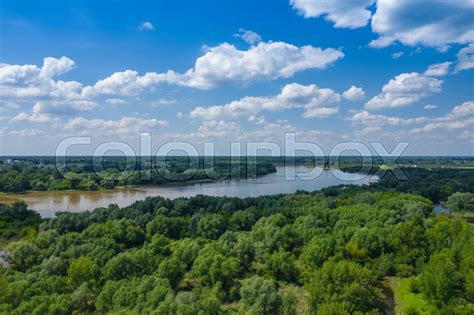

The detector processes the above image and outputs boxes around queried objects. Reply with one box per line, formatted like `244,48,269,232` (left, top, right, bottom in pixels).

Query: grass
387,277,437,315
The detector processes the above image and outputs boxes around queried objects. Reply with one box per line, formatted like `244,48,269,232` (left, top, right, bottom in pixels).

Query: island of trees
0,157,277,193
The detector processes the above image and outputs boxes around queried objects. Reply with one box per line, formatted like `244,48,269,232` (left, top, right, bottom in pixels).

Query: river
2,166,378,218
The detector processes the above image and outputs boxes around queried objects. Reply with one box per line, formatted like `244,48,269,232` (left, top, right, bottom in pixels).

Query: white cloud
290,0,375,29
32,100,97,114
455,44,474,73
412,118,474,133
105,98,126,105
248,115,267,125
347,110,427,126
424,62,452,77
39,56,76,78
424,104,437,110
190,83,341,120
178,42,344,89
0,57,83,99
370,0,474,49
234,28,262,45
411,101,474,133
64,117,169,136
355,126,383,136
139,21,154,31
0,57,92,114
365,72,443,110
290,1,474,50
0,41,343,115
241,120,297,140
85,42,342,92
0,56,75,84
151,99,178,107
342,85,365,101
452,100,474,117
190,120,240,139
83,70,180,97
302,106,339,118
8,129,43,137
11,112,58,123
391,51,404,59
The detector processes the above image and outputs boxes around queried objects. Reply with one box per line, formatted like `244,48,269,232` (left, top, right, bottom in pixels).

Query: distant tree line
0,157,276,193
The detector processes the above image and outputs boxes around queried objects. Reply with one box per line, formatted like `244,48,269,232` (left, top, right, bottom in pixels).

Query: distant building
3,159,13,165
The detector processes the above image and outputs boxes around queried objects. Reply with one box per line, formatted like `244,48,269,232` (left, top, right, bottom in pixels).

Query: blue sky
0,0,473,156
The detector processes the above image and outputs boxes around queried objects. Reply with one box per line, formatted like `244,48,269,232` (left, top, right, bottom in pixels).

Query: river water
4,166,378,217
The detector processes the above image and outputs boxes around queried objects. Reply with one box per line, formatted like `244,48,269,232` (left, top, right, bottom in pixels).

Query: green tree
446,192,474,212
240,276,282,314
306,260,380,314
419,249,463,306
68,256,99,286
103,252,140,280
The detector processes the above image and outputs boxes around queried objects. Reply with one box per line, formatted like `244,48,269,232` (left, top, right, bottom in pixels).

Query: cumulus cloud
151,99,178,107
302,106,339,118
234,28,262,45
455,44,474,73
39,57,76,78
370,0,474,49
82,70,181,97
354,126,383,136
11,112,58,123
105,98,126,105
347,110,427,126
87,42,342,92
248,115,267,125
2,40,343,110
64,117,169,136
0,57,92,114
190,83,342,120
424,104,438,110
32,100,97,114
0,57,82,99
342,85,365,101
190,120,240,139
178,42,344,89
139,21,154,31
8,129,44,137
0,56,76,85
290,1,474,50
290,0,375,29
412,117,474,133
241,119,297,140
411,101,474,133
424,62,452,77
451,100,474,117
365,72,443,110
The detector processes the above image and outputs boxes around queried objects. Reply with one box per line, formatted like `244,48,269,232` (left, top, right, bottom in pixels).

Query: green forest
0,157,277,193
1,181,474,314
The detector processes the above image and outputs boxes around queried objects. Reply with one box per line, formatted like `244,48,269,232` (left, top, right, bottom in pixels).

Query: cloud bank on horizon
0,0,473,155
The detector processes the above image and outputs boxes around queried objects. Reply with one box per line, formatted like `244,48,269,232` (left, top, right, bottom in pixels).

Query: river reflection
5,166,378,217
